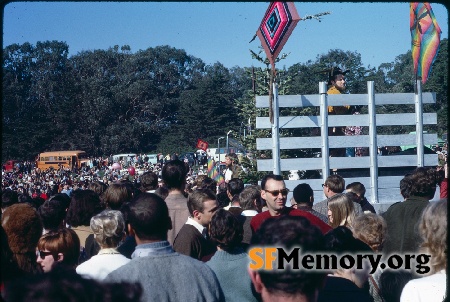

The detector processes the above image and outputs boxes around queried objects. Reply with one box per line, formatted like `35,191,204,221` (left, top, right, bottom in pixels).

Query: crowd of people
1,151,447,301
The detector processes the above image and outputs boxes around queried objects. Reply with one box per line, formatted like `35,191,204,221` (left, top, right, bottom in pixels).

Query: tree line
2,39,448,162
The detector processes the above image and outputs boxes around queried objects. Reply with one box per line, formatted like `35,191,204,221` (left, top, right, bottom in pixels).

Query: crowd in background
0,153,447,302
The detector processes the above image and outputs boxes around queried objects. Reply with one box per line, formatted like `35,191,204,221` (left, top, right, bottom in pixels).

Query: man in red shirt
250,174,331,234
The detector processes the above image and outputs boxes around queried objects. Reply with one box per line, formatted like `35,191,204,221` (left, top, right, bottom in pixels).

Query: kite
410,2,441,84
256,2,301,70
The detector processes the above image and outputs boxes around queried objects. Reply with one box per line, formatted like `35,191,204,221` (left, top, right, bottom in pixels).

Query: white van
112,153,136,162
146,154,158,164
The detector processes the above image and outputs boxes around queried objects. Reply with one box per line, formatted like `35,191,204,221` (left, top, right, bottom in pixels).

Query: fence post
319,82,329,183
368,81,379,203
272,82,281,175
415,80,424,167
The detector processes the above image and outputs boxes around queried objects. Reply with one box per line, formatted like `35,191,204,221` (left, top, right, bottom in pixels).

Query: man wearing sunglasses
250,174,331,235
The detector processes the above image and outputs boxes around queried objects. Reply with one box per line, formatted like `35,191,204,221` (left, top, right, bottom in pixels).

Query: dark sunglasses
265,189,289,196
37,250,54,259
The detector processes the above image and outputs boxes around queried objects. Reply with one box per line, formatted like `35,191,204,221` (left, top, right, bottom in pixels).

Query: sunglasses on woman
37,250,54,259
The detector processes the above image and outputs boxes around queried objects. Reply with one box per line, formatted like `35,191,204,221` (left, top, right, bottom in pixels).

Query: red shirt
440,178,448,199
250,208,332,234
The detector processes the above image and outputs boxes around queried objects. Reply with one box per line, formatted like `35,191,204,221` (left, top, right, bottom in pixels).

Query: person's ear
56,253,64,262
128,224,135,237
248,267,264,294
193,210,201,221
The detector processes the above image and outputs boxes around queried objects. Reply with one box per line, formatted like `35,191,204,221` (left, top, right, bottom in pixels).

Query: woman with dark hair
206,209,258,302
36,228,80,273
317,226,373,302
65,189,104,260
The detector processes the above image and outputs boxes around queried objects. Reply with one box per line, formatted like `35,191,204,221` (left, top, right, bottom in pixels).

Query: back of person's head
123,193,171,241
87,181,108,197
3,265,142,302
193,174,208,188
409,167,439,199
239,185,261,211
37,228,80,269
200,177,217,192
90,210,125,249
227,178,244,196
260,174,284,190
2,189,18,210
400,173,413,199
327,193,355,228
250,216,326,299
38,193,71,231
161,160,188,190
1,225,24,282
66,190,103,227
379,270,413,302
345,182,366,197
418,199,447,274
209,209,243,252
154,186,169,200
216,191,230,209
102,183,133,210
325,174,345,194
2,203,43,274
323,226,372,254
293,183,314,205
352,213,387,252
139,172,158,192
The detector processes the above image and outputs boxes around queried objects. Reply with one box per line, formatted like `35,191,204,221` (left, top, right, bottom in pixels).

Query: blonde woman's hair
418,199,447,274
327,193,356,229
352,213,387,252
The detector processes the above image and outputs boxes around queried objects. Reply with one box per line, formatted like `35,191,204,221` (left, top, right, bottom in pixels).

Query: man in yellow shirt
327,68,351,158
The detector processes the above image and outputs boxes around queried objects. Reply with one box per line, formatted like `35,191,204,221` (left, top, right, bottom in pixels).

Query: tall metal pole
226,130,232,155
415,80,424,167
217,137,224,164
368,81,379,203
272,83,281,175
319,82,329,185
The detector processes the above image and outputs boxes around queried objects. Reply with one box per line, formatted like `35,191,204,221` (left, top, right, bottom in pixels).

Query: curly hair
352,213,387,252
418,199,447,274
208,209,243,252
90,210,125,248
327,193,355,229
409,167,439,199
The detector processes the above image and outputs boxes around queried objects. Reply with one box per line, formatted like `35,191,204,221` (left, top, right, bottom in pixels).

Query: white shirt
241,210,258,217
76,248,130,280
185,217,205,236
400,270,446,302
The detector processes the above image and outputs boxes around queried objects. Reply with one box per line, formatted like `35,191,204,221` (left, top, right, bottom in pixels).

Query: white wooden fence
255,81,438,203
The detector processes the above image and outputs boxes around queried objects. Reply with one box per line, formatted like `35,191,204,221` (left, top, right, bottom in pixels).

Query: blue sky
3,2,448,69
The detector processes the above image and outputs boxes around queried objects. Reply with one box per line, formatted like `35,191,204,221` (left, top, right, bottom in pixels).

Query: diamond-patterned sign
256,2,300,69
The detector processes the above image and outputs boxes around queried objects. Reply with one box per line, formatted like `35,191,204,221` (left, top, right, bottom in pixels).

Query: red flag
196,139,209,151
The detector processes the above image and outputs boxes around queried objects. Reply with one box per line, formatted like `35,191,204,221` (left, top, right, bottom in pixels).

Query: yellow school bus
36,150,89,170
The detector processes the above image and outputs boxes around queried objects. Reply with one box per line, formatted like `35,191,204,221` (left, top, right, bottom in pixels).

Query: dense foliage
2,39,448,162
